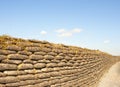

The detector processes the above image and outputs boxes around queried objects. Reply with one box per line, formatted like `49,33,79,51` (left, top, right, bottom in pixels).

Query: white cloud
71,28,82,33
58,32,72,37
40,30,47,35
104,40,110,44
56,28,82,37
55,29,65,33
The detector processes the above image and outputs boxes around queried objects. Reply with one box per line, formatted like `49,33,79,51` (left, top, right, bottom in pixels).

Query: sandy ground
98,62,120,87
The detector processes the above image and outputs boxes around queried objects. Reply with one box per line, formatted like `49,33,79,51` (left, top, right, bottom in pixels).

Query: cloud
104,40,110,44
58,32,72,37
56,28,82,37
40,30,47,35
71,28,82,33
56,29,65,33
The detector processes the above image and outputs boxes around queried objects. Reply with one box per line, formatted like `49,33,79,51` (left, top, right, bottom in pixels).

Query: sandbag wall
0,36,116,87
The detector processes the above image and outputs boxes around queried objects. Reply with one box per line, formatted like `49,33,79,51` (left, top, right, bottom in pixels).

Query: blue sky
0,0,120,55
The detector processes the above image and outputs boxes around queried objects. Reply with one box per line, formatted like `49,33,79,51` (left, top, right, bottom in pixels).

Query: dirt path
98,62,120,87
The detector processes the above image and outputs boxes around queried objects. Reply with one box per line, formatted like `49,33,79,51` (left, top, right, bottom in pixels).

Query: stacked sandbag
0,36,119,87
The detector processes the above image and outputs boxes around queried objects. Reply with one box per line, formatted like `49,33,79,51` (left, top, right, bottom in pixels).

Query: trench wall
0,36,119,87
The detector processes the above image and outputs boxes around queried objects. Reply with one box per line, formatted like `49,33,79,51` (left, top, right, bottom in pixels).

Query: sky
0,0,120,55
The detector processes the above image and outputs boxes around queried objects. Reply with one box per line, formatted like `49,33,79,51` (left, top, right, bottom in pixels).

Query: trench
98,62,120,87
